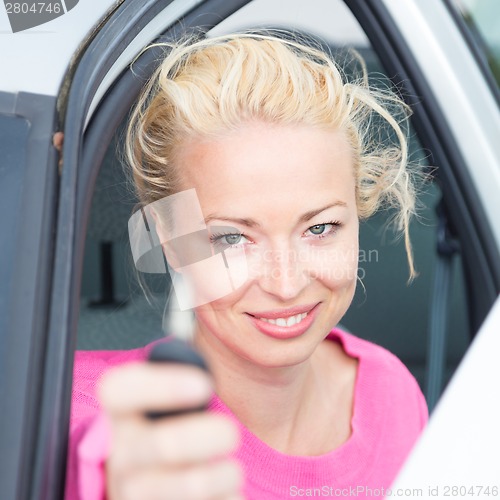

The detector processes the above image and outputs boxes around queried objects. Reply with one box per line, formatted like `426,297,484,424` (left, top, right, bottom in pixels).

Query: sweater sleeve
65,346,153,500
65,412,111,500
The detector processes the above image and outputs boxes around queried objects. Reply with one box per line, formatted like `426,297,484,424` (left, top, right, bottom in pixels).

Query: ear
149,207,182,271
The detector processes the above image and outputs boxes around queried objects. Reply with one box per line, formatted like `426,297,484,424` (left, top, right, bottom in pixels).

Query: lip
246,303,320,339
247,303,318,320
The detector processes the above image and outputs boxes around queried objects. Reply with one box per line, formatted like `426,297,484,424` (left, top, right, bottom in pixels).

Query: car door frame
31,2,254,499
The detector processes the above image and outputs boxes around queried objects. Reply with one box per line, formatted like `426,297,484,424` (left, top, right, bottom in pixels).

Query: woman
67,33,428,500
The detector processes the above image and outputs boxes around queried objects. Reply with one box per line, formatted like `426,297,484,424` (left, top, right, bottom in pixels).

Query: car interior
77,0,471,414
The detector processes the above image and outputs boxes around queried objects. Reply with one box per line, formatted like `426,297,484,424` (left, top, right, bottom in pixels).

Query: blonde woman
67,33,428,500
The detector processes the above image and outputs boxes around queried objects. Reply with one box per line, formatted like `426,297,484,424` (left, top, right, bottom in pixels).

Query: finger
110,413,239,469
115,459,242,500
99,362,212,417
52,131,64,151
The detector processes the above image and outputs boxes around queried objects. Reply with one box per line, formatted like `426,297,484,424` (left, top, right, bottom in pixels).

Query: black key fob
146,338,210,420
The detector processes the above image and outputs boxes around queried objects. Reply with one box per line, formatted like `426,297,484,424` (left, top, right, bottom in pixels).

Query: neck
194,327,352,455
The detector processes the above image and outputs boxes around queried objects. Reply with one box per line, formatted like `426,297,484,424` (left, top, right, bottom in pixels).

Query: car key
146,338,210,419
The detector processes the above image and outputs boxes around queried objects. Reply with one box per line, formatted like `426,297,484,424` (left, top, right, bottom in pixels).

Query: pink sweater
66,329,428,499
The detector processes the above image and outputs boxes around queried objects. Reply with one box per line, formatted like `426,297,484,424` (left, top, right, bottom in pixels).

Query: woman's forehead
174,122,356,200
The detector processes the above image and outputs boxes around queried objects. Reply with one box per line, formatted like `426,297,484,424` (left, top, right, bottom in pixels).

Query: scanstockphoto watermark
2,0,78,32
289,485,499,498
253,247,379,266
243,246,379,282
289,485,423,497
246,262,370,282
128,191,381,307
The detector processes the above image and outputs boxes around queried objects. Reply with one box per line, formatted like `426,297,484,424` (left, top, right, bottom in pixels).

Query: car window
449,0,500,89
77,0,471,410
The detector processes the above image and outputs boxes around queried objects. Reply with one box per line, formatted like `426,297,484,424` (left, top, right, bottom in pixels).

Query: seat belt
425,199,459,412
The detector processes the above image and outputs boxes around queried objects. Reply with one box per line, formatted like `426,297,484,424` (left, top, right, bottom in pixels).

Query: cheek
172,246,249,309
300,224,359,288
311,244,359,288
193,294,245,349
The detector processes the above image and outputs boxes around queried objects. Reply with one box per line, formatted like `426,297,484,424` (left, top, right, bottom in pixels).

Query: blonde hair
126,32,421,279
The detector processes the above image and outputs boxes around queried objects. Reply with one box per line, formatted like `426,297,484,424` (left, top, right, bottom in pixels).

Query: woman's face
173,122,359,368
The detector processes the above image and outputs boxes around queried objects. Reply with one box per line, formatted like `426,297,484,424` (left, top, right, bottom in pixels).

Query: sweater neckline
208,328,386,492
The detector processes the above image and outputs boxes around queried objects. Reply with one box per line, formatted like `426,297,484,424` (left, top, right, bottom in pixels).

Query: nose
255,243,311,301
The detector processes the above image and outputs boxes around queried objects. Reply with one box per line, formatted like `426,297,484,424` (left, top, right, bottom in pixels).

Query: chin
236,335,322,369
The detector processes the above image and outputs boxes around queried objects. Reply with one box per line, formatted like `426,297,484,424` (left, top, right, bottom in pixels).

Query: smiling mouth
246,303,319,339
257,312,308,327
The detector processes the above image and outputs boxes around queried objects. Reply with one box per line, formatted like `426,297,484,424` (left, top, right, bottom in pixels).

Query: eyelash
209,220,342,247
209,232,247,247
304,220,342,239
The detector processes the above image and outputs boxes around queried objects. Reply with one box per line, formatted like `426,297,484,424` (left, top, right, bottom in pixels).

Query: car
0,0,499,498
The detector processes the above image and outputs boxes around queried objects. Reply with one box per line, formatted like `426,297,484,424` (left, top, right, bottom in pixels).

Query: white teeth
258,312,307,327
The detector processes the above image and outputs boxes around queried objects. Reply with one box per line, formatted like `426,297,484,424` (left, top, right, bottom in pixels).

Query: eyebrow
298,201,348,223
204,201,348,228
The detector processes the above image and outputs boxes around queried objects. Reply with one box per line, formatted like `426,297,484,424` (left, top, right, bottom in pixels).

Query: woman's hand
99,362,243,500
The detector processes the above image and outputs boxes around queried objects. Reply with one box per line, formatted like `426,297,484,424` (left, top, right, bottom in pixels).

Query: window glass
450,0,500,88
78,130,171,350
0,115,30,356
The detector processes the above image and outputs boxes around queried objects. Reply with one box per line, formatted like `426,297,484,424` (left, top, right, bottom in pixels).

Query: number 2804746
5,3,62,14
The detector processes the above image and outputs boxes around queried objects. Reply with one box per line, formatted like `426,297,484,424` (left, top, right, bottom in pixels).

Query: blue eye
209,232,250,249
222,234,243,245
305,221,341,238
309,224,327,235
